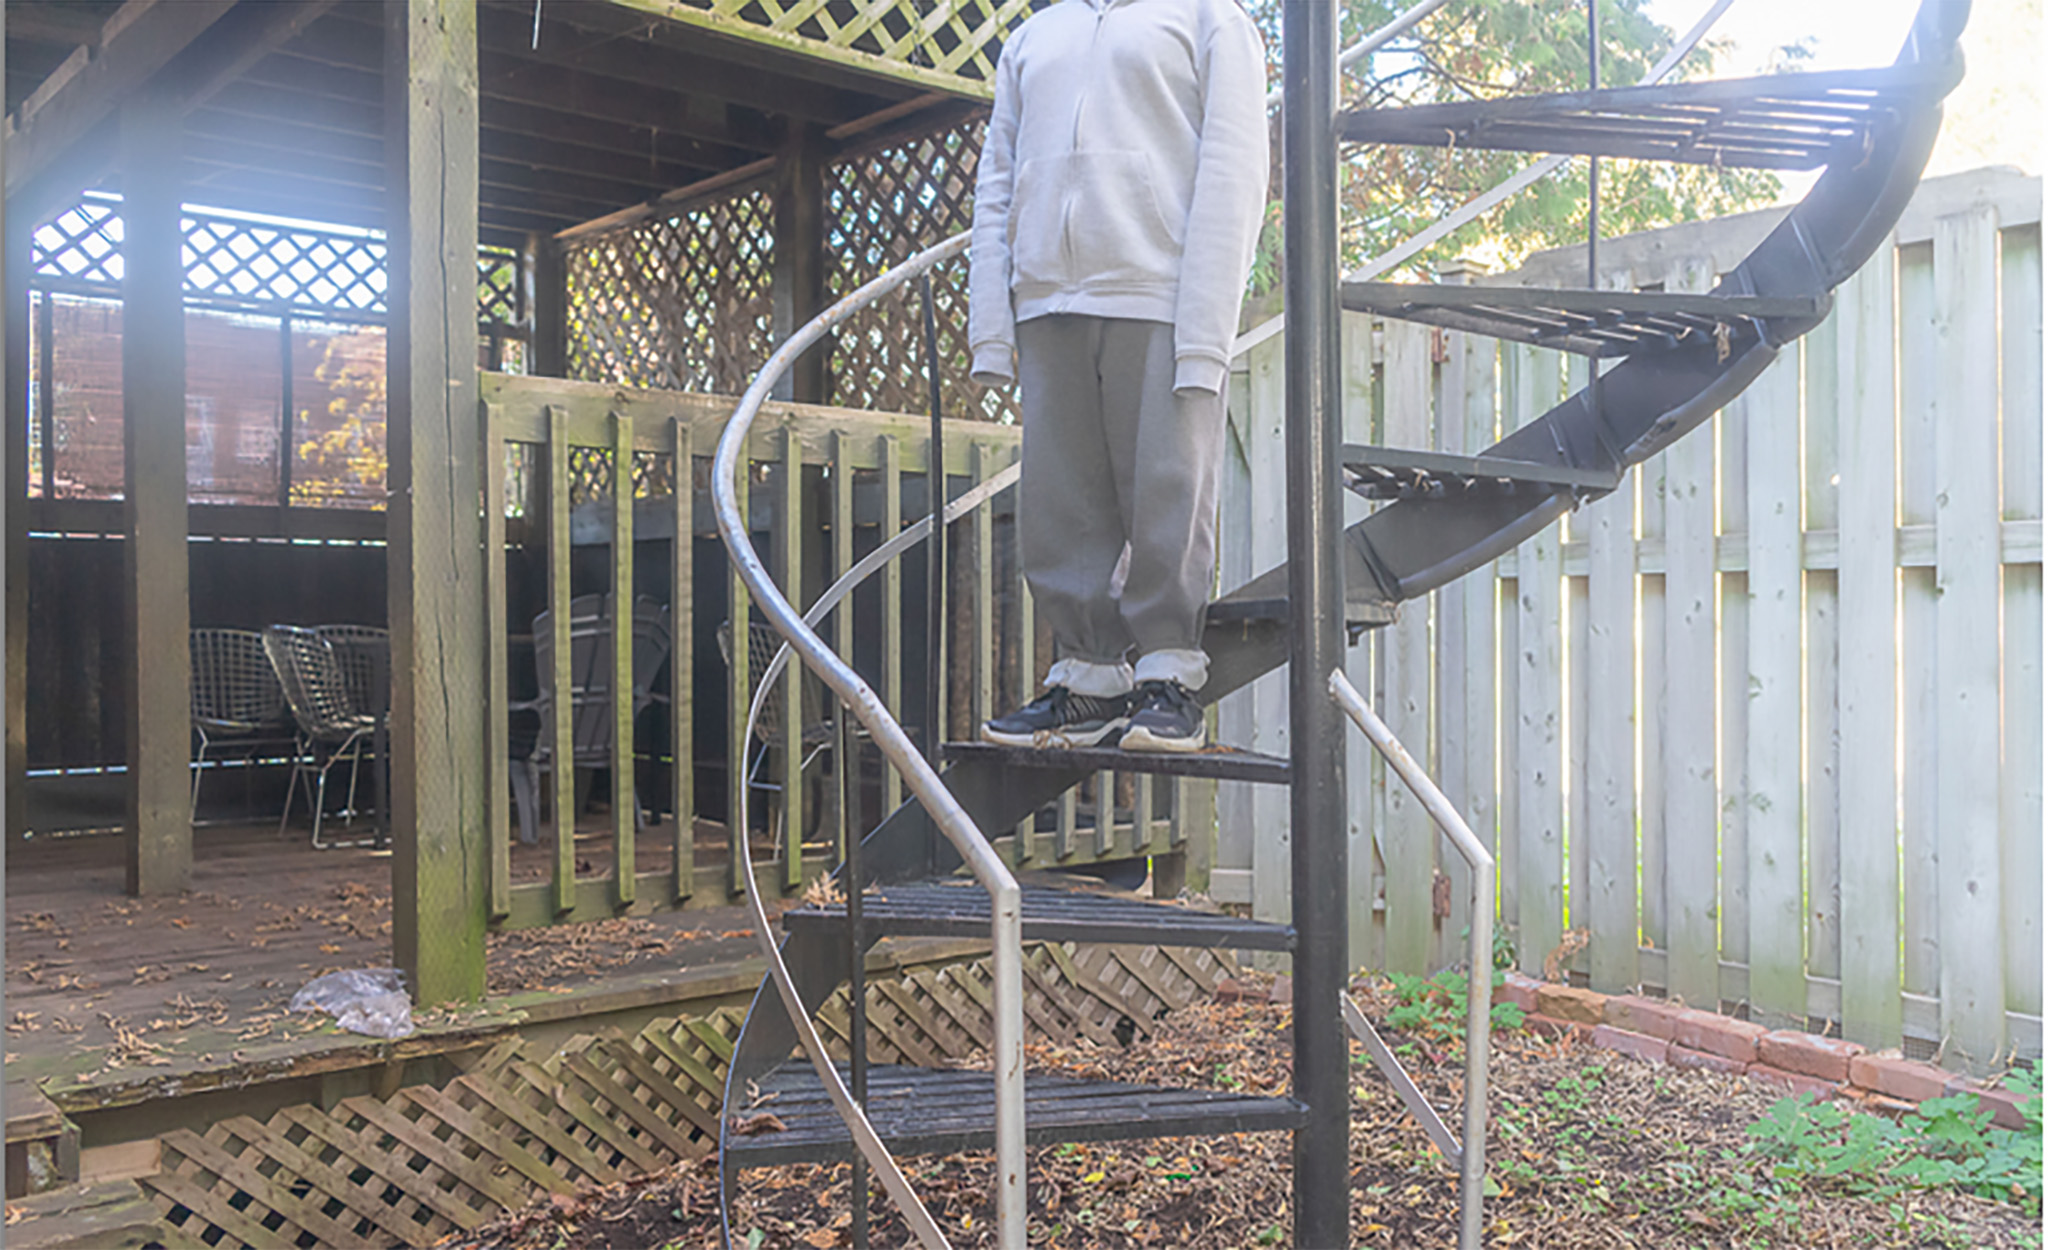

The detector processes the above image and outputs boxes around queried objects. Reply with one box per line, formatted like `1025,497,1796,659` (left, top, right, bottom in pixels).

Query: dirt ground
446,972,2039,1250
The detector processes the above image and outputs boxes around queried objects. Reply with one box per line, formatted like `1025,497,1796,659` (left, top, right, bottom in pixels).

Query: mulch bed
445,971,2038,1249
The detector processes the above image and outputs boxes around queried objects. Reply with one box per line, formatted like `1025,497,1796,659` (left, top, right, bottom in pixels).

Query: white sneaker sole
979,719,1129,749
1118,723,1207,754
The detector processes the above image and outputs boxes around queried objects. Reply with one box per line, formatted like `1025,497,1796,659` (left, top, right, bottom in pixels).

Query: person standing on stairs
968,0,1269,753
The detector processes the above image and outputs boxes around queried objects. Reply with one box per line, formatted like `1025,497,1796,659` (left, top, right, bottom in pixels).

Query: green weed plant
1745,1065,2043,1217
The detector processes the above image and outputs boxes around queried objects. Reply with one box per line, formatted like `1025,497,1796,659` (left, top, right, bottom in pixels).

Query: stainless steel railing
711,232,1026,1250
1329,669,1494,1250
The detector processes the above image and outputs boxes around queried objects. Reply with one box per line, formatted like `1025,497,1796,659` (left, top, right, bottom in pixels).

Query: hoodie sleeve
968,39,1025,387
1171,6,1270,396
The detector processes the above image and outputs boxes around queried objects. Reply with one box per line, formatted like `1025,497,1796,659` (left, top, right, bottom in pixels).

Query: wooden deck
4,821,802,1126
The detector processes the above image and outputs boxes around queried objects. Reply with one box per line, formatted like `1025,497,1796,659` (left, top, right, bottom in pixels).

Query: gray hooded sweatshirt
967,0,1269,397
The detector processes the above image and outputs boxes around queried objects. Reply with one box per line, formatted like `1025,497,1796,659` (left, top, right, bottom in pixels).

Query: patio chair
188,628,291,820
264,625,379,849
510,595,672,847
718,617,839,846
314,624,389,720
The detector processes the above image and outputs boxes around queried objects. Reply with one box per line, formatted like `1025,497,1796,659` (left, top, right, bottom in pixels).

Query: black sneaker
1119,680,1205,753
980,686,1132,748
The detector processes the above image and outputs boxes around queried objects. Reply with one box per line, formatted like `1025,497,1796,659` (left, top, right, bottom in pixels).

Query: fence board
1513,345,1564,976
1932,207,2006,1068
1383,321,1436,974
671,421,696,897
1585,455,1637,993
1897,239,1942,1005
1743,350,1805,1027
2000,223,2044,1026
1836,252,1903,1048
1662,373,1719,1007
1718,376,1751,1007
1802,307,1842,992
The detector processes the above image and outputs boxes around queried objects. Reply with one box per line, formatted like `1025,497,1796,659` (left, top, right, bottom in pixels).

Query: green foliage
1379,967,1525,1047
1744,1065,2043,1216
1244,0,1782,290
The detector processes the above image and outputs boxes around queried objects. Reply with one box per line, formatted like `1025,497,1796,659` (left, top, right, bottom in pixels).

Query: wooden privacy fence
476,373,1189,935
1220,168,2042,1073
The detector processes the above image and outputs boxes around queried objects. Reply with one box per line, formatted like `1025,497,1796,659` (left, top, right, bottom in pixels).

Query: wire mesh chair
510,595,673,847
188,628,291,820
314,624,389,720
264,625,380,848
717,618,839,847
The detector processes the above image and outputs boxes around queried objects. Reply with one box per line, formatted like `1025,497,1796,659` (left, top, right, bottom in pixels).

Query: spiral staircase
710,2,1970,1246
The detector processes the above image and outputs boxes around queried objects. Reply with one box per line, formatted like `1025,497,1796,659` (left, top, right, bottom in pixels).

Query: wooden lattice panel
564,190,776,394
664,0,1043,98
477,247,523,331
827,117,1014,424
138,944,1227,1247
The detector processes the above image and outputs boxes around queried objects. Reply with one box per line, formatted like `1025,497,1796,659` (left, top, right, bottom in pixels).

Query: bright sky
1644,0,2043,181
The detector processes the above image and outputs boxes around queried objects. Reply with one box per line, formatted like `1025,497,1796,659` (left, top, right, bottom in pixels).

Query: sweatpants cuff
1045,657,1135,698
1134,649,1209,692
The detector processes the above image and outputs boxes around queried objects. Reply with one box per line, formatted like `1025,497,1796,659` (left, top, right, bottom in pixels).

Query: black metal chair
718,617,840,848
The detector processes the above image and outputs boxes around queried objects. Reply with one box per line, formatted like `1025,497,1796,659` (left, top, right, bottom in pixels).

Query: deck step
722,1063,1306,1169
783,882,1295,951
1341,443,1618,502
1338,64,1956,169
1339,281,1827,359
942,740,1290,785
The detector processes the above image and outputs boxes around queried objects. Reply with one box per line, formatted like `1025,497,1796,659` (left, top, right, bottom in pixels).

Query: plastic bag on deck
290,968,415,1040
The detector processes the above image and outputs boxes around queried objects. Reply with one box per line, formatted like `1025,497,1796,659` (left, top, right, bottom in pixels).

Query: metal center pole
1281,3,1351,1245
921,274,946,775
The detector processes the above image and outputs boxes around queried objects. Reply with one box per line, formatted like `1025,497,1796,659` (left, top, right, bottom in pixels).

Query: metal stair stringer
1343,0,1965,604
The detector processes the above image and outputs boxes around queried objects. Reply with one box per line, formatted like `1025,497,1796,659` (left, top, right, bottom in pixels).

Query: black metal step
1341,443,1618,502
1339,281,1828,359
783,881,1295,951
942,740,1290,785
723,1063,1306,1168
1338,63,1956,169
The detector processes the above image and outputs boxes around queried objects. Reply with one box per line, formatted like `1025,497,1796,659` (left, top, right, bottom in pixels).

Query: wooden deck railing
479,373,1189,931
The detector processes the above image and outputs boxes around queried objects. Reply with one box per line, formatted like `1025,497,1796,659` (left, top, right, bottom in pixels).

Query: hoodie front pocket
1010,152,1179,290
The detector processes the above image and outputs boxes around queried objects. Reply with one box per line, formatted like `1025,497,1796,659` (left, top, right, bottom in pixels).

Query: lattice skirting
137,942,1231,1248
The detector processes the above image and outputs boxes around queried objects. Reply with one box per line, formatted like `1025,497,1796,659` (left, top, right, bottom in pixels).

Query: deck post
4,187,27,846
771,121,828,404
527,229,569,378
1281,3,1351,1245
2,18,23,848
119,94,193,896
386,0,488,1003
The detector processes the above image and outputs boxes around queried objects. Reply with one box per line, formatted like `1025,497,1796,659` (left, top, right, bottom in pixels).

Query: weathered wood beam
527,231,568,377
118,91,192,896
5,0,237,197
475,3,894,127
771,122,828,404
386,0,488,1004
603,0,1004,102
3,12,27,845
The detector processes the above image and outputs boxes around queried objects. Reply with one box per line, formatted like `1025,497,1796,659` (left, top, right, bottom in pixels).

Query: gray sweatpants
1016,315,1225,696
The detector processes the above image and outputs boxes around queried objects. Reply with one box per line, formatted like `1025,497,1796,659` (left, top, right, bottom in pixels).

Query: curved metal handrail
711,231,1025,1250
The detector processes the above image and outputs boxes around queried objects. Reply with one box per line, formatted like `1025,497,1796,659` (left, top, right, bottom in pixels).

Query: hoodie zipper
1056,1,1109,306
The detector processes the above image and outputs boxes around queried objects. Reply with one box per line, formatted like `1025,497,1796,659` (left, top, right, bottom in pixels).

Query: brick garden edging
1495,972,2031,1131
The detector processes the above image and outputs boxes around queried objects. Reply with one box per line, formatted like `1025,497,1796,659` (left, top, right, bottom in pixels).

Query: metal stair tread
1339,281,1829,358
941,740,1290,784
723,1063,1307,1168
1341,443,1618,501
1338,63,1956,169
783,881,1296,950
